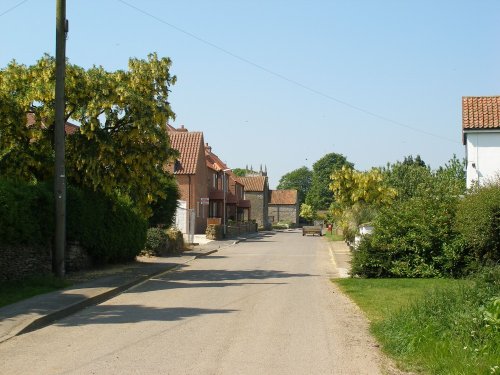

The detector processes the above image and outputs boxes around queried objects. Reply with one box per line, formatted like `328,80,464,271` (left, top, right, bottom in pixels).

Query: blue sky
1,0,499,188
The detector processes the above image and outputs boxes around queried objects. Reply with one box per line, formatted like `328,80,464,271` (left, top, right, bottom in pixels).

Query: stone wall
0,244,52,282
226,222,258,237
0,242,93,281
245,192,268,228
268,204,299,225
65,242,92,272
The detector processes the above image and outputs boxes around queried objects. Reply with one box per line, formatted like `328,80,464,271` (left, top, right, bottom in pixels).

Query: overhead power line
117,0,459,144
0,0,29,18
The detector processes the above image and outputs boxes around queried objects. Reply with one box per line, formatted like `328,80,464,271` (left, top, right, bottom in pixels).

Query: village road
0,230,389,375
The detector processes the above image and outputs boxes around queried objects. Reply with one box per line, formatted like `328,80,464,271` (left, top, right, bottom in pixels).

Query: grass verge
334,270,500,374
0,274,70,308
324,231,344,241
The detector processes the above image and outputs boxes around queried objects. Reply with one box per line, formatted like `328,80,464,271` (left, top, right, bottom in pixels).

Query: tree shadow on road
55,305,238,326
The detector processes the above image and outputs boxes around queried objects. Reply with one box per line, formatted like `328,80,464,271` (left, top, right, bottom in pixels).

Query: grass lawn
333,275,499,374
334,278,463,323
324,231,344,242
0,275,70,308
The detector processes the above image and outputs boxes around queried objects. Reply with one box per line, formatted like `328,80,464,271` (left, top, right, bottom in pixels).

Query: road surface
0,230,393,375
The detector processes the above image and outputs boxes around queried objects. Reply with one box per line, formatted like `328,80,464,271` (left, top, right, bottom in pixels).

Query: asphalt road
0,230,388,375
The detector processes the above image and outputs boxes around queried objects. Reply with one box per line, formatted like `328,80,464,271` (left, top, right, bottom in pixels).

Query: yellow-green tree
329,166,396,242
299,203,316,222
0,53,178,217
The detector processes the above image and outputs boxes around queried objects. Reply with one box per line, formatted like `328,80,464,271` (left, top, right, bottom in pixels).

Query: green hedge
0,178,147,265
67,187,147,264
0,179,54,247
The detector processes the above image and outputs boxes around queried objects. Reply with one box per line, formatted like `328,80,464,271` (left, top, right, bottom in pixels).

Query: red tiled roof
65,123,79,134
205,145,229,172
168,131,204,175
237,176,267,192
269,190,298,205
26,113,79,134
462,96,500,130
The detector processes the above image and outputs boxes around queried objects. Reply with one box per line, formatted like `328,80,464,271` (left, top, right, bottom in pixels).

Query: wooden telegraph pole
54,0,67,277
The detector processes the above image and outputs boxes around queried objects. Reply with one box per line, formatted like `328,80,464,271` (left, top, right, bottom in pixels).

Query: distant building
462,96,500,188
268,189,299,225
238,172,270,229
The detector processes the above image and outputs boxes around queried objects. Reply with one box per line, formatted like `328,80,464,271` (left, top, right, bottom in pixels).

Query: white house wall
466,131,500,188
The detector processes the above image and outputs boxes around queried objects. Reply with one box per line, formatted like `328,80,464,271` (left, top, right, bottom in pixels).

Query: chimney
178,125,188,132
205,143,212,153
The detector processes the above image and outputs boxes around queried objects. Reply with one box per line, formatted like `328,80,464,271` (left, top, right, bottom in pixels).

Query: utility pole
54,0,67,277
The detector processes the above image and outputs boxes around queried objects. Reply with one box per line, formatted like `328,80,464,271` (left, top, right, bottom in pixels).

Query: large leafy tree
277,166,312,204
0,53,179,217
305,152,353,210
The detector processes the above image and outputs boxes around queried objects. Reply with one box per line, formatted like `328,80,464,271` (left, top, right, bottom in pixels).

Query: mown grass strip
0,275,70,308
333,273,499,375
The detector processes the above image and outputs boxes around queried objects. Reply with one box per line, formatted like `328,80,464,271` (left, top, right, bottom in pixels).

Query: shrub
206,224,223,240
148,177,180,228
351,191,462,278
142,227,170,256
166,228,184,252
455,183,500,264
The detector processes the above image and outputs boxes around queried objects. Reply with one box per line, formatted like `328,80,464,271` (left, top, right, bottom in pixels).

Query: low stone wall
0,244,52,282
226,222,258,237
0,242,93,281
66,241,92,272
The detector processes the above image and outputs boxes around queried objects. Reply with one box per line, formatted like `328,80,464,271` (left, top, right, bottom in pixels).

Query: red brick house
205,145,251,225
167,125,209,234
167,125,251,234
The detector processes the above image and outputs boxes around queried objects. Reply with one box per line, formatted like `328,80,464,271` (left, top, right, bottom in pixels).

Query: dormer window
174,160,181,172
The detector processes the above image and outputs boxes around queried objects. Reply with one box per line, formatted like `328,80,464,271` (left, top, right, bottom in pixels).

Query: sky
1,0,499,188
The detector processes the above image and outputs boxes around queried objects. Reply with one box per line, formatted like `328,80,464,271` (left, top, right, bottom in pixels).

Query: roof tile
269,190,298,205
462,96,500,130
168,131,204,175
237,176,267,192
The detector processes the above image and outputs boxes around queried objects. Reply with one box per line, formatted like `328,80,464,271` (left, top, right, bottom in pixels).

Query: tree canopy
305,152,353,210
0,53,179,218
277,166,312,204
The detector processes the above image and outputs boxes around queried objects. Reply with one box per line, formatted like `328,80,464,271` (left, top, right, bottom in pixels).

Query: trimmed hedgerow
67,187,147,264
0,178,146,265
0,179,54,247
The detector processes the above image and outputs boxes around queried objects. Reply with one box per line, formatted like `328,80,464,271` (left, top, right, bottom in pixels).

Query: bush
0,179,53,247
206,224,223,240
166,228,184,252
455,183,500,264
148,177,180,228
351,192,462,278
142,228,170,256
